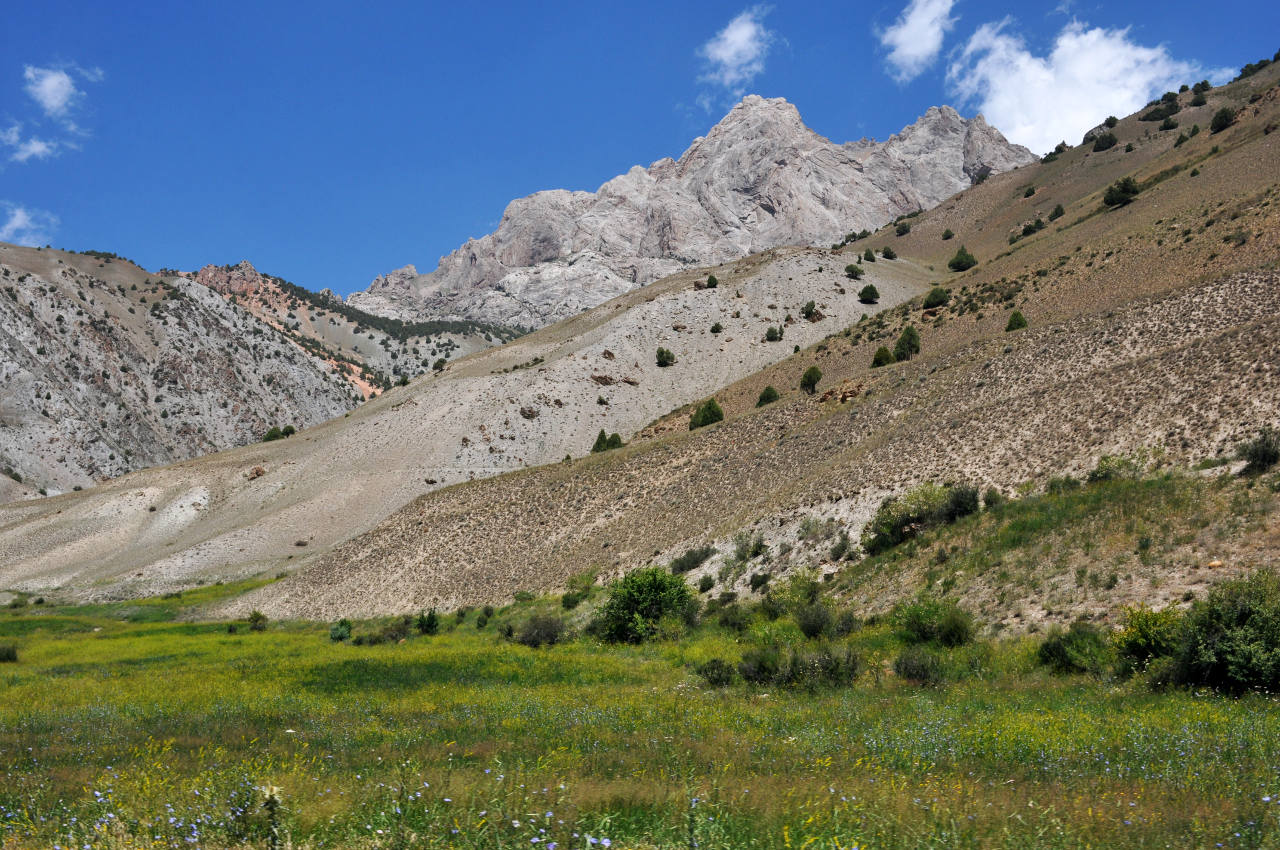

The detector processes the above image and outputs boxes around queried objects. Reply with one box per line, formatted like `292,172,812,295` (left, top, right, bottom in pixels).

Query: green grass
3,587,1280,849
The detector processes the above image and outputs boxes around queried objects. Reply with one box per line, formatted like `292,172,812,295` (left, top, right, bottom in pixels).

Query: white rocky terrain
348,97,1034,328
0,246,930,599
0,244,362,500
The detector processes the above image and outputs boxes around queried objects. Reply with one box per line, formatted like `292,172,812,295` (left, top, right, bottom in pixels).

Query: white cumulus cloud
11,138,57,163
947,20,1208,155
698,6,775,97
880,0,957,83
0,203,59,247
24,66,82,118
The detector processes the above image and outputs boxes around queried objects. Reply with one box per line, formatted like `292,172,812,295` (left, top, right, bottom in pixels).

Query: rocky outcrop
348,97,1035,328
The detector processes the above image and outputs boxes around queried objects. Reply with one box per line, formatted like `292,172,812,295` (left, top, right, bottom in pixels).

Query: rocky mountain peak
346,97,1036,329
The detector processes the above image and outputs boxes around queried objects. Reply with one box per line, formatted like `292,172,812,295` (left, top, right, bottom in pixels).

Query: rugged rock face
348,97,1035,328
0,245,362,499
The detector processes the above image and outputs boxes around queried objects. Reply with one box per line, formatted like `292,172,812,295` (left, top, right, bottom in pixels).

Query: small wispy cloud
948,19,1221,155
3,63,102,164
880,0,957,83
0,202,59,246
697,6,775,107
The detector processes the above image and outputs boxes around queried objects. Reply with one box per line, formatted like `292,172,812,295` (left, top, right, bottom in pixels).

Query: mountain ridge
346,96,1035,328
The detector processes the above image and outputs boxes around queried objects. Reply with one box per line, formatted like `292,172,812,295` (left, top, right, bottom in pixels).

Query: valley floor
2,582,1278,850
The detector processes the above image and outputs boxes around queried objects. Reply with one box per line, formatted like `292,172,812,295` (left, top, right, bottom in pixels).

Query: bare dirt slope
0,245,929,598
219,65,1280,622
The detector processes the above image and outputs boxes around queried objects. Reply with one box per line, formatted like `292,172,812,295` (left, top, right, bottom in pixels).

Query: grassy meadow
3,574,1280,850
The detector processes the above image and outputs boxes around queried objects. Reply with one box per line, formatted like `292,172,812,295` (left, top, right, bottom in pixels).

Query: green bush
756,385,780,407
800,366,823,395
1159,117,1179,131
697,574,715,593
795,603,833,639
941,228,954,240
706,274,718,288
748,572,770,593
1190,91,1207,107
329,618,352,642
1171,569,1280,693
845,264,865,280
871,346,896,368
892,325,921,362
922,287,950,309
882,246,897,260
1103,177,1140,207
1113,605,1181,676
710,322,723,333
416,609,440,635
1023,186,1036,198
1048,203,1065,221
0,644,16,663
696,657,736,686
764,326,783,342
1210,107,1234,134
895,222,911,236
670,545,716,574
591,429,609,453
592,567,695,643
1238,427,1279,474
863,483,979,555
863,248,876,263
1038,620,1110,674
656,347,676,367
893,598,975,647
689,398,724,430
1091,132,1118,152
857,283,879,303
947,246,977,272
1005,310,1028,331
248,610,268,632
517,614,566,648
739,644,860,689
801,300,817,320
893,646,945,685
1104,116,1118,128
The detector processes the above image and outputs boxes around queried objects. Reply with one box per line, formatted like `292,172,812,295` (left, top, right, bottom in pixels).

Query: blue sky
1,1,1275,296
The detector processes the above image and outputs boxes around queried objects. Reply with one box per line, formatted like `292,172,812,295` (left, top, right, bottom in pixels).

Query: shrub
1171,569,1280,693
1023,186,1036,198
1038,620,1110,674
1238,427,1280,475
1104,115,1118,128
710,322,723,333
248,610,268,632
1159,117,1179,131
1091,132,1118,152
591,429,609,453
941,228,954,240
416,609,439,635
739,644,859,688
1005,310,1028,331
892,325,921,362
871,346,896,368
795,603,833,639
697,574,715,593
1048,203,1065,221
922,287,950,309
863,248,876,263
983,487,1005,509
592,567,695,643
895,222,911,236
1210,107,1234,134
262,427,284,442
656,347,676,367
947,246,977,272
748,572,770,593
894,646,945,685
800,366,823,394
706,274,718,288
1103,177,1140,207
688,398,724,430
561,589,586,609
764,326,783,342
670,545,716,574
1113,605,1181,676
756,385,780,407
863,483,979,555
893,598,975,647
738,645,782,684
329,618,352,642
801,300,817,320
1087,454,1140,483
1190,91,1207,107
882,246,897,260
517,614,566,648
0,644,16,663
696,658,736,686
717,603,750,633
844,264,865,280
857,283,879,303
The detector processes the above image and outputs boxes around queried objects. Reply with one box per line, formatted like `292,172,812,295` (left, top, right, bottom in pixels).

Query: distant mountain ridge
347,96,1035,328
